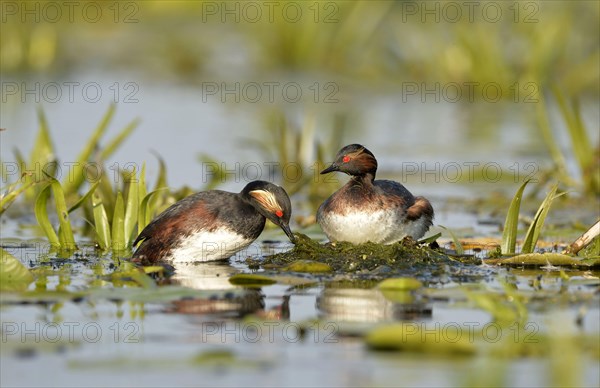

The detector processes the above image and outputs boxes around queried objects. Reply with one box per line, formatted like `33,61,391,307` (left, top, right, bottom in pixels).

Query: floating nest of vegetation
244,234,489,283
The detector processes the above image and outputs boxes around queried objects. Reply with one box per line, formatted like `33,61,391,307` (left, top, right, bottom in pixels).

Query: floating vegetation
249,233,489,284
486,253,600,268
365,323,476,355
537,89,600,195
281,260,333,273
0,248,34,292
501,181,564,255
377,277,423,291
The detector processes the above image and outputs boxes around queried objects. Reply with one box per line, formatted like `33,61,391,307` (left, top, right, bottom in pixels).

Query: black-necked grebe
132,181,294,264
317,144,433,244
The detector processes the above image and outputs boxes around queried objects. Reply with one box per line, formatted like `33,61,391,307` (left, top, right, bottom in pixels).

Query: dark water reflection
317,288,432,323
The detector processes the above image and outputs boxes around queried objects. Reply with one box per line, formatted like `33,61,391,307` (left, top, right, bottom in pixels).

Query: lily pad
229,274,277,287
366,323,476,355
377,277,423,291
282,260,333,273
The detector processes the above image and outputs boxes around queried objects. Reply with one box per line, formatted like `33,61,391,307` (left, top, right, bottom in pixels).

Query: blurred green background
2,0,599,213
3,1,598,93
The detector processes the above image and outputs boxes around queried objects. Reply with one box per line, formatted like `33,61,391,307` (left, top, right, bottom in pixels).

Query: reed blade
501,180,530,254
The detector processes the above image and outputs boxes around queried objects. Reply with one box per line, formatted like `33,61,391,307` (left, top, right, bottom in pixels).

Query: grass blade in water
46,177,77,251
99,118,140,160
98,170,116,220
536,94,570,184
1,180,36,215
552,88,593,171
440,226,464,255
138,162,147,221
34,183,60,248
521,183,560,254
62,104,115,196
149,153,168,212
501,180,529,254
67,181,99,214
138,189,167,236
92,192,111,251
112,191,126,253
124,170,139,247
24,108,56,200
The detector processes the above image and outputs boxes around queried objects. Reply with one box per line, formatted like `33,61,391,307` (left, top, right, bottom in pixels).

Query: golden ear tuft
249,190,282,213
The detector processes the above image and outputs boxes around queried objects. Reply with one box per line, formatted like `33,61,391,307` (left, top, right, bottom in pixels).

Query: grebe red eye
342,156,350,163
275,210,283,217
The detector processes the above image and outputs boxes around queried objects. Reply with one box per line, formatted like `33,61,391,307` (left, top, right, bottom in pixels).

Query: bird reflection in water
166,262,289,320
316,287,431,323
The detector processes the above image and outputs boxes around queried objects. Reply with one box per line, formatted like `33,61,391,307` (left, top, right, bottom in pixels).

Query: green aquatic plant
377,277,423,291
61,104,139,197
258,233,464,274
520,183,563,254
10,106,178,255
0,176,36,215
439,225,464,255
501,181,563,255
90,165,168,255
13,108,56,202
486,252,599,268
34,176,96,255
365,323,476,355
537,88,599,195
501,180,530,254
6,106,139,205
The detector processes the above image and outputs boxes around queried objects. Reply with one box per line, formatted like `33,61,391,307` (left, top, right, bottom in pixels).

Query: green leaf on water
229,274,277,287
192,350,236,365
464,289,522,326
111,268,156,289
92,191,111,251
34,183,60,248
486,253,595,267
282,260,332,273
521,183,562,254
112,191,126,252
0,248,34,292
501,180,530,254
377,277,423,291
365,323,475,355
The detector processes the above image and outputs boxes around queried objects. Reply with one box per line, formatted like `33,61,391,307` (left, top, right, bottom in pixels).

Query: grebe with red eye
132,180,295,264
317,144,434,244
